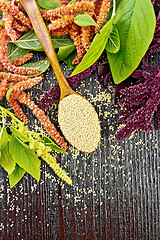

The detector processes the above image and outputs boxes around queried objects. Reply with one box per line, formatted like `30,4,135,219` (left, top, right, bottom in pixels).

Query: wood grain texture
0,51,160,240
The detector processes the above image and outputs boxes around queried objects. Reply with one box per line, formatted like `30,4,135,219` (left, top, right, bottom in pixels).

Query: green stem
112,0,116,18
0,105,23,125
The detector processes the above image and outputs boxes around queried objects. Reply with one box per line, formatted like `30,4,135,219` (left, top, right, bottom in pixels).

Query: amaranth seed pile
58,94,101,153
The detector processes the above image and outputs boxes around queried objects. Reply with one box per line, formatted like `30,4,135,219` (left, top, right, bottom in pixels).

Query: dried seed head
58,94,101,153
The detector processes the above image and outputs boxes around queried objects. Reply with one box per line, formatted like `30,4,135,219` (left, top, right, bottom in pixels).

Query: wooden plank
0,52,160,240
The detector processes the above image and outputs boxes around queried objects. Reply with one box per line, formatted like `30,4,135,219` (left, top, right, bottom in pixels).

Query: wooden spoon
20,0,75,100
20,0,101,153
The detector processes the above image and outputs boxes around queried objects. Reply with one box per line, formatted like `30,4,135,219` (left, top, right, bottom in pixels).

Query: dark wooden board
0,51,159,240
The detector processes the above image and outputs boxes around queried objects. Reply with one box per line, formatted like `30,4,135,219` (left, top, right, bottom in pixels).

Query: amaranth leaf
74,14,98,27
0,143,15,174
106,25,120,53
107,0,156,84
13,31,73,51
8,164,26,188
9,136,40,181
71,16,115,76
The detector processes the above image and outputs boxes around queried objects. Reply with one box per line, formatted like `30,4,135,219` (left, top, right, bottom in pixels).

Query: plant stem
0,105,23,124
112,0,116,18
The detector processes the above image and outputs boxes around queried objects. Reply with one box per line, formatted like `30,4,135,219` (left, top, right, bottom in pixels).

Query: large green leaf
71,16,115,76
37,0,60,9
107,0,156,84
42,136,66,154
13,31,73,51
0,143,15,174
10,126,28,142
74,14,98,27
12,31,42,51
9,136,40,181
0,127,9,150
0,21,5,27
52,35,74,49
63,51,77,71
8,164,26,188
106,25,120,53
22,58,50,77
57,45,75,61
8,43,31,62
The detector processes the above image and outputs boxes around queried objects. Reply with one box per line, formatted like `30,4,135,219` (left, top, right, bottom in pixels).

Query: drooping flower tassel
41,9,59,22
0,63,4,71
70,23,85,65
3,12,20,41
59,0,69,7
0,79,8,101
0,28,39,75
11,53,33,66
30,141,72,185
9,98,28,124
41,152,72,185
16,92,67,150
0,0,32,29
95,0,103,16
0,71,32,83
81,26,94,52
42,2,95,21
12,20,29,32
95,0,111,33
49,25,70,37
9,75,43,99
47,15,76,31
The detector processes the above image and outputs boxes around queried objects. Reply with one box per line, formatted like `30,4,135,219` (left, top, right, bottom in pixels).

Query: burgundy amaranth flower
98,60,135,104
115,70,160,141
151,0,160,13
39,61,97,110
39,84,60,110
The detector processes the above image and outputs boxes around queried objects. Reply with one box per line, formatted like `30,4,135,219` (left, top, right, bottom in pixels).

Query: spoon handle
20,0,74,98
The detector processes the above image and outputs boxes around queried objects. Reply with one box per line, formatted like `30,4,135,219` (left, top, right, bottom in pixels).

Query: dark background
0,49,159,239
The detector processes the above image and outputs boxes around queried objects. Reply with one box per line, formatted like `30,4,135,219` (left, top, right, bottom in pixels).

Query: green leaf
0,21,5,27
0,127,9,150
22,58,50,77
6,88,13,102
42,136,66,153
0,143,15,174
8,164,26,188
10,126,28,142
74,14,98,27
63,51,77,71
107,0,156,84
9,136,40,181
13,31,73,51
52,35,74,49
12,31,42,51
106,25,120,53
71,16,115,76
37,0,60,9
57,45,75,61
8,43,31,62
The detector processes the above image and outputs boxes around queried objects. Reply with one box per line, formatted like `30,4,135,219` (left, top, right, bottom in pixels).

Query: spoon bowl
20,0,101,152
